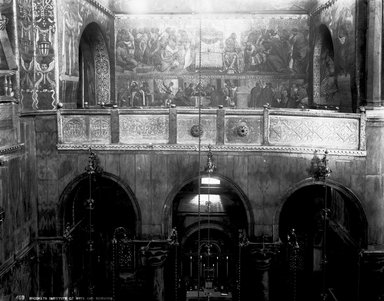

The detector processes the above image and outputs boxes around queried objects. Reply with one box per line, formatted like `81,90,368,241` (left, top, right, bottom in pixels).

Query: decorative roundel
190,124,203,137
237,124,249,137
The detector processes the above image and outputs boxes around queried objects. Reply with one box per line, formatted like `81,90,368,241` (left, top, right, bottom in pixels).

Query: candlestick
226,256,229,278
216,256,219,278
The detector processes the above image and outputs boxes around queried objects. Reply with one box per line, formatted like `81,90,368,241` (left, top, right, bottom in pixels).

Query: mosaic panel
319,0,356,110
32,0,57,110
116,14,308,75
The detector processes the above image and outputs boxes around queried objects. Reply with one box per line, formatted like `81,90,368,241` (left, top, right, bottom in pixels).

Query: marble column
366,0,382,108
361,251,384,300
145,246,169,301
365,109,384,245
252,252,272,301
250,245,280,301
365,0,384,251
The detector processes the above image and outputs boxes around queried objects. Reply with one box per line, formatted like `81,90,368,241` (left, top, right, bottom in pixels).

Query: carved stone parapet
57,108,366,155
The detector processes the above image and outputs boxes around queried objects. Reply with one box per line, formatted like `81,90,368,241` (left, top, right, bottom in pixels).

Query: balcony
57,107,366,157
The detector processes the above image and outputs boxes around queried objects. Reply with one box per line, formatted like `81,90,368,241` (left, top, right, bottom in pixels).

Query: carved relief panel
119,114,169,144
62,116,87,142
61,115,111,144
177,114,216,145
225,116,263,145
269,116,359,150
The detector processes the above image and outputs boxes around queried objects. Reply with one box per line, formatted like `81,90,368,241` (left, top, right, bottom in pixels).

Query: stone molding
0,144,24,156
84,0,114,18
57,143,366,157
310,0,338,17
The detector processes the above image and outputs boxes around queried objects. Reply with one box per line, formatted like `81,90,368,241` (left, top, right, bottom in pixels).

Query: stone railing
57,107,366,156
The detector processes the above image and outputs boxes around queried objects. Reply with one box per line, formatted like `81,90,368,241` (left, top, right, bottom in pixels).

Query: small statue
168,227,178,245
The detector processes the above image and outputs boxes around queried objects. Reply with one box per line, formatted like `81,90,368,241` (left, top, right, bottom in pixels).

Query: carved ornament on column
0,14,8,30
95,32,111,104
32,0,57,110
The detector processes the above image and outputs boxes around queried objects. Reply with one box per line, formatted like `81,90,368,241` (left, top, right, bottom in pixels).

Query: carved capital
143,246,169,267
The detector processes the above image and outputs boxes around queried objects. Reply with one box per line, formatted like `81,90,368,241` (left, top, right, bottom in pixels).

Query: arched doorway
171,174,251,300
313,24,338,108
279,181,367,301
60,173,139,297
78,23,111,107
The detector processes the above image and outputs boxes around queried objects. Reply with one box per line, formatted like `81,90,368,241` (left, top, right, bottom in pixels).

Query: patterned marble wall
57,0,114,106
115,14,309,109
0,247,37,299
0,103,17,146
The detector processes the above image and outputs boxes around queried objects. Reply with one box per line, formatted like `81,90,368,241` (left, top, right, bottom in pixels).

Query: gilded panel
90,116,110,143
62,116,87,143
116,14,308,75
116,14,309,109
269,116,359,150
177,114,216,145
119,115,169,144
225,116,263,145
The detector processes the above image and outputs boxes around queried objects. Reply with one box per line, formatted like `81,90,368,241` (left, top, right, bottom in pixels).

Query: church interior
0,0,384,300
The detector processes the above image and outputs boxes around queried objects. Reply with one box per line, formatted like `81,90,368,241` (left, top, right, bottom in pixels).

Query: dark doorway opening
172,175,249,300
279,184,367,301
63,175,137,297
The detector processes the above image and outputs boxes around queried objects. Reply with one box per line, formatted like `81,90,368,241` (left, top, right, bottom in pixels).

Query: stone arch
312,24,335,106
78,22,111,107
274,177,368,248
275,177,368,300
162,172,255,237
58,171,141,235
180,220,233,246
59,171,142,295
